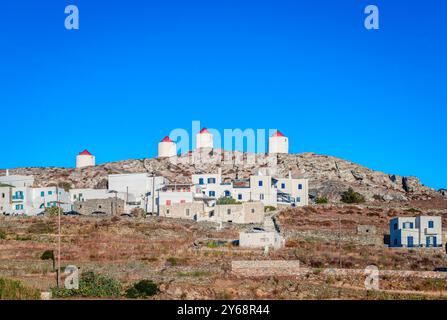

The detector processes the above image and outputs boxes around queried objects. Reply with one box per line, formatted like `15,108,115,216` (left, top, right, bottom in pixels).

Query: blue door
407,236,414,247
433,237,437,247
426,237,431,247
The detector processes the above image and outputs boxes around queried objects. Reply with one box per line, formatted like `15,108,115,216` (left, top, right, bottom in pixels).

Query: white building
158,183,194,206
108,173,166,214
268,131,288,154
190,170,308,208
196,128,213,150
76,150,95,168
390,216,443,248
239,229,285,249
0,185,71,216
69,188,127,203
158,136,177,158
0,172,34,187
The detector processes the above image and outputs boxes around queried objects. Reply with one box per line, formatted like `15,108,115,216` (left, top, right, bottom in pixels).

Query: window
281,183,285,189
208,178,216,184
258,180,263,187
403,222,414,229
180,200,185,204
1,193,4,198
48,191,53,195
185,209,190,216
238,194,242,200
260,194,264,200
199,178,204,185
227,209,231,215
166,209,170,215
224,190,231,197
209,191,216,197
428,221,434,228
251,209,255,213
296,197,301,203
298,184,303,190
40,191,45,197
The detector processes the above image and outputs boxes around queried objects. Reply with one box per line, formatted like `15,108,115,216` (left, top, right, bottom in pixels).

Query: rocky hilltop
1,151,443,203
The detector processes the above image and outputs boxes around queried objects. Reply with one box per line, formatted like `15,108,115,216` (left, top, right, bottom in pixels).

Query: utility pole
151,173,155,215
57,185,61,287
338,217,342,269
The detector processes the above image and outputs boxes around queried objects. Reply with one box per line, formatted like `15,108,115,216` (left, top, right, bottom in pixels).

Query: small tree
44,206,61,217
58,182,72,192
41,250,55,271
126,280,159,298
341,188,365,204
315,196,329,204
131,207,146,218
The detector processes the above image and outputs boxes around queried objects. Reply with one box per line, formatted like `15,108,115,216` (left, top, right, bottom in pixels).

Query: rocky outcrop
0,151,440,203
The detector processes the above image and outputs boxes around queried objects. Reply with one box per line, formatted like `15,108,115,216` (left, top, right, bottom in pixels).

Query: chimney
6,169,9,176
288,170,292,179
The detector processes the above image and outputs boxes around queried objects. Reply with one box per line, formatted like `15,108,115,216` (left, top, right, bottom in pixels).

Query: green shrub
40,250,55,271
206,241,219,248
166,257,179,266
216,197,241,205
340,188,365,204
125,280,159,298
44,207,61,217
0,278,40,300
315,196,328,204
264,206,276,212
58,182,72,192
0,229,6,240
405,208,422,213
52,271,121,298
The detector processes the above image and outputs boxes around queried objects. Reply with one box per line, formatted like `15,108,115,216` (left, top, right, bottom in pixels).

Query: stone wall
74,198,124,216
231,260,447,279
231,260,301,277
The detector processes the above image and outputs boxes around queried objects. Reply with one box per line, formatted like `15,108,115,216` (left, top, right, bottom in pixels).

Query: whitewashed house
390,216,443,248
108,173,167,214
0,184,71,216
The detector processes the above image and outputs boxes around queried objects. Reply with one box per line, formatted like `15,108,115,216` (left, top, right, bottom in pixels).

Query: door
407,236,414,247
426,237,431,247
433,236,437,247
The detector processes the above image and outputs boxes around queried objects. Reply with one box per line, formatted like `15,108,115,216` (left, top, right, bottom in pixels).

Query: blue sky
0,0,445,189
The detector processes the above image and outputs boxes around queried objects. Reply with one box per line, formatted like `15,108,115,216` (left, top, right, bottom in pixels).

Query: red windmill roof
199,128,209,134
272,130,285,137
79,149,92,156
161,136,173,143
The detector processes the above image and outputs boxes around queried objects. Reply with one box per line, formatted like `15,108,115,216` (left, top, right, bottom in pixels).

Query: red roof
161,136,173,143
272,130,285,137
79,149,92,156
199,128,209,134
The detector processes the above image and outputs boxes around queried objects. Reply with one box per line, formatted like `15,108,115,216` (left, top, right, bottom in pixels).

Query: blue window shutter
258,181,263,187
298,184,302,190
429,221,434,228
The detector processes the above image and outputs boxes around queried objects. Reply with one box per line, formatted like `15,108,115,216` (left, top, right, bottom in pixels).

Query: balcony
424,228,437,235
12,195,24,202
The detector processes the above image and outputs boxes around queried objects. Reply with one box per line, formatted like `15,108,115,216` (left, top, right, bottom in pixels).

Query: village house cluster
1,127,443,250
0,129,306,223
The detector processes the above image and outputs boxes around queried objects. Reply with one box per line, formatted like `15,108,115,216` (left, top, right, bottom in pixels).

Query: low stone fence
231,260,301,277
231,260,447,279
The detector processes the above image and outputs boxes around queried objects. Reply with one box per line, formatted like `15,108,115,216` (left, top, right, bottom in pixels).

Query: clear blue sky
0,0,445,189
